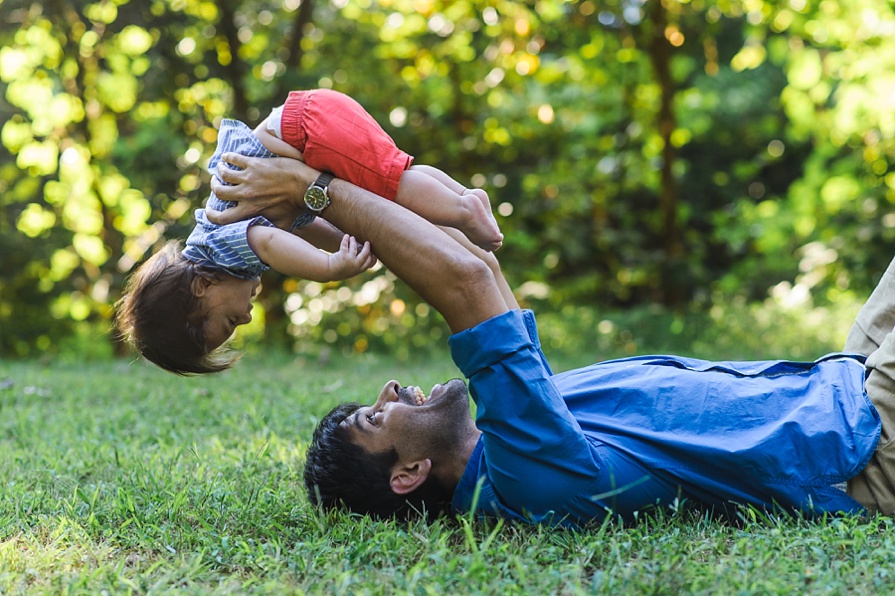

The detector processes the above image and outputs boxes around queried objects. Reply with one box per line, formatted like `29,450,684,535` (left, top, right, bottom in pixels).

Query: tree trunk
283,0,313,73
645,0,684,305
217,0,249,120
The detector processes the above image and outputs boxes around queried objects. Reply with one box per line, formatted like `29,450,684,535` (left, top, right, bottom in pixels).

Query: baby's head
115,240,260,375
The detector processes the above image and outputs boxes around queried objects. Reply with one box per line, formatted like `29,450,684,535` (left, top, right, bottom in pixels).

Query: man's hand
206,153,319,229
326,234,377,281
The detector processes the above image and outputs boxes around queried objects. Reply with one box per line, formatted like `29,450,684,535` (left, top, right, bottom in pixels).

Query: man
208,153,895,526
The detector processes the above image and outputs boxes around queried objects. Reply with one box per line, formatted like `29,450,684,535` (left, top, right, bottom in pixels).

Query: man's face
341,378,476,464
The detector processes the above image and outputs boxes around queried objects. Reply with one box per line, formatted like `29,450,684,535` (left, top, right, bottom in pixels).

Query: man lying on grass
207,153,895,526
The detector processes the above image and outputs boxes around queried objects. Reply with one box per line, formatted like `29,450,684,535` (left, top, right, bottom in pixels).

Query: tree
3,0,895,359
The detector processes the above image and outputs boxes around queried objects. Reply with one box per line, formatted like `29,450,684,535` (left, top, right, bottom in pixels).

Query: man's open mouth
403,381,460,407
409,386,429,406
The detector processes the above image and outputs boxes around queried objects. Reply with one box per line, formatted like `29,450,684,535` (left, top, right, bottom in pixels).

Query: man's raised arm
207,153,509,333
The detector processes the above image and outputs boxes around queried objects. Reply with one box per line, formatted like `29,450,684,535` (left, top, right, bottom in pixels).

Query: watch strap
314,172,335,190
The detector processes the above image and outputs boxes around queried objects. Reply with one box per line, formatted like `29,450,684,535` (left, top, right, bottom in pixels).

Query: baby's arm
293,217,347,254
247,225,375,282
253,117,304,160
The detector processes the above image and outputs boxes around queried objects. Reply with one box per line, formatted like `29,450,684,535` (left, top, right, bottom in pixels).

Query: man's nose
374,380,401,409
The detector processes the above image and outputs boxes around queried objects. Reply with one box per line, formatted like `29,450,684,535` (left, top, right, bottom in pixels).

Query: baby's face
197,275,262,350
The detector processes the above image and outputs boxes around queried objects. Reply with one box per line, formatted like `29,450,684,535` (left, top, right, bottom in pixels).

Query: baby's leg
253,116,304,160
397,166,503,252
410,164,467,193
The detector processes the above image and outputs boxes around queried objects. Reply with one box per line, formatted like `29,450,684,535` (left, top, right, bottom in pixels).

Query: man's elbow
446,254,498,305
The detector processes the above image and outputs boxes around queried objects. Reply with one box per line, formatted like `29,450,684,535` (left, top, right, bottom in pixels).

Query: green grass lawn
4,301,895,594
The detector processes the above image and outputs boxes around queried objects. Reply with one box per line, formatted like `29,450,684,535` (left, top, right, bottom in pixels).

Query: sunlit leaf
131,56,151,76
47,94,86,129
5,78,54,120
115,189,152,236
88,113,119,158
23,22,64,66
117,25,154,56
17,141,59,176
84,1,118,24
69,293,91,321
97,72,137,112
0,47,34,82
1,118,33,152
72,233,109,266
788,48,822,90
63,193,105,235
49,249,80,282
97,173,130,208
820,175,859,213
16,204,57,238
43,181,68,206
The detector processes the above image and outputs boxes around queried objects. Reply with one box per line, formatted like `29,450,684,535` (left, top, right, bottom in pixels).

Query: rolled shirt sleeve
449,310,606,519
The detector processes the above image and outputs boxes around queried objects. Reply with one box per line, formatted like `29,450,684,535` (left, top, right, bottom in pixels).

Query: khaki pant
845,256,895,514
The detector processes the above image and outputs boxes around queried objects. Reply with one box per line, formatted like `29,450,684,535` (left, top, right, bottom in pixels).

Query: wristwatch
304,172,335,212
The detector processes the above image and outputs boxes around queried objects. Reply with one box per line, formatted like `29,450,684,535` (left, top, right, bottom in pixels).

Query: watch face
305,186,328,211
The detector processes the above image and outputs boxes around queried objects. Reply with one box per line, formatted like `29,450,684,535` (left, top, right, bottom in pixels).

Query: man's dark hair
304,403,454,521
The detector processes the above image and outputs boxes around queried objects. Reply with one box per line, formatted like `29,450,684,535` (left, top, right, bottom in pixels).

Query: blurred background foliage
3,0,895,362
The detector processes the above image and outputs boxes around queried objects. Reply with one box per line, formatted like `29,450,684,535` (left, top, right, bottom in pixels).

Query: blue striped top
183,119,316,279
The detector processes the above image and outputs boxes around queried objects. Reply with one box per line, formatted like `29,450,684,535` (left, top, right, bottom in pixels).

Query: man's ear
192,276,212,297
390,459,432,495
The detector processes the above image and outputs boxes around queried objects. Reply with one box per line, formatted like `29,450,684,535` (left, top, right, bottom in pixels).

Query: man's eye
366,412,377,425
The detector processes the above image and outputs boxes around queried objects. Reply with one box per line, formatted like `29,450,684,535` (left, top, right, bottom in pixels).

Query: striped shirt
183,119,316,279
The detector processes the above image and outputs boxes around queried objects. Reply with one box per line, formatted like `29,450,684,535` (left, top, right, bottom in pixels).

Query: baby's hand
327,235,377,280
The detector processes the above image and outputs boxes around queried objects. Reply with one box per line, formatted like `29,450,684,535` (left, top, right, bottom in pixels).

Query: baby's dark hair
115,240,238,375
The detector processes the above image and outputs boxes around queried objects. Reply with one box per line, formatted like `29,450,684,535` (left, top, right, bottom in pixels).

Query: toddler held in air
116,120,376,375
118,88,500,376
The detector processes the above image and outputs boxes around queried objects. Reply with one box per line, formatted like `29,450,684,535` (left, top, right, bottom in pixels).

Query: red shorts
279,89,414,201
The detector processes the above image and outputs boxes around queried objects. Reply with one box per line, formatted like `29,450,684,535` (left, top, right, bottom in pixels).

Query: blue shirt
183,119,316,279
448,309,880,526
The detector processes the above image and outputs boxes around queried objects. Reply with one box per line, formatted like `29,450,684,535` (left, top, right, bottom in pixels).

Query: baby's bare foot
460,189,503,252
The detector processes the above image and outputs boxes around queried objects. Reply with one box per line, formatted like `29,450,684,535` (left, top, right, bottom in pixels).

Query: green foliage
2,354,895,593
3,0,895,356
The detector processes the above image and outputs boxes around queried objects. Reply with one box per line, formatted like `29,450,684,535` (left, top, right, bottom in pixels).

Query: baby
117,88,500,375
116,150,375,374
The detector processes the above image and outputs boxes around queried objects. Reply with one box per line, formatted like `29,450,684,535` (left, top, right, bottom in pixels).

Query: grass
2,299,893,594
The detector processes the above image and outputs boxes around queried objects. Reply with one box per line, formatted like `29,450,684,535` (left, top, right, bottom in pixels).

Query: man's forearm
324,179,509,333
295,217,346,253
